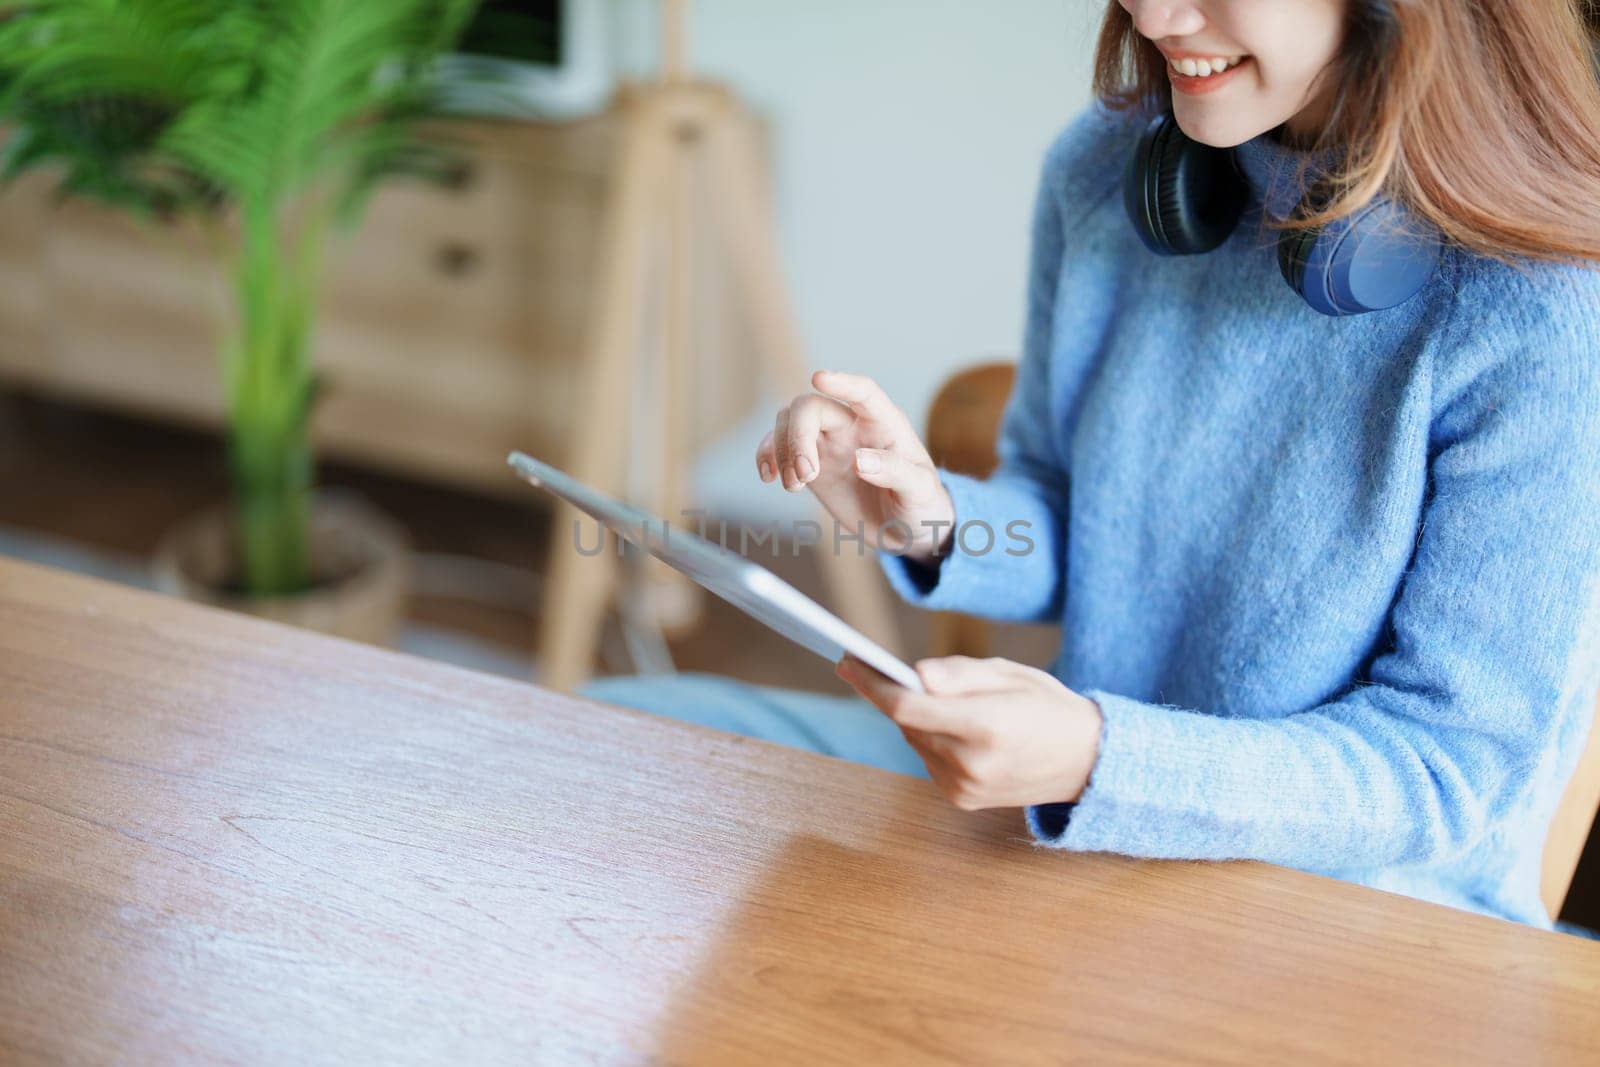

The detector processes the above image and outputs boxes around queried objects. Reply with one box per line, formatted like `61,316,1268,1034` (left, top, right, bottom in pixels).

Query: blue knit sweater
882,102,1600,927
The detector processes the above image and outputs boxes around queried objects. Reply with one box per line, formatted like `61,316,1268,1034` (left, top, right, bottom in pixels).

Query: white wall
609,1,1101,517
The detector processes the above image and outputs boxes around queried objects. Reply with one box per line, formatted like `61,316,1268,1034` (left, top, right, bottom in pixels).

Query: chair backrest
923,359,1600,922
1542,704,1600,920
925,361,1017,480
924,362,1017,662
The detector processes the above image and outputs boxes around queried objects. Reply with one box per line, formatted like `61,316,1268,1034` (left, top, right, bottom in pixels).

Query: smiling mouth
1166,54,1247,78
1163,53,1252,95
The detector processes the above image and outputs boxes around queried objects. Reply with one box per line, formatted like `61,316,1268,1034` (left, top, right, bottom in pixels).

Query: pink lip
1164,55,1251,96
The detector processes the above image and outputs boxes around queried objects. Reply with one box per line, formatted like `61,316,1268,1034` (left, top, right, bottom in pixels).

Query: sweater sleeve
880,107,1120,622
1028,270,1600,872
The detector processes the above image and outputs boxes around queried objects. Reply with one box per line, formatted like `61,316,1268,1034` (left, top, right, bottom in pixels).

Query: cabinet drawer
0,114,615,496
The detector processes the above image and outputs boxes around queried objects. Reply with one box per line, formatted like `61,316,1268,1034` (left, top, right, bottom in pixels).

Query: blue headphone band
1124,113,1442,317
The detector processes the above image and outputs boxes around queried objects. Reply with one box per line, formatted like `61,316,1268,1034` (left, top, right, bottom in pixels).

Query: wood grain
1,557,1598,1065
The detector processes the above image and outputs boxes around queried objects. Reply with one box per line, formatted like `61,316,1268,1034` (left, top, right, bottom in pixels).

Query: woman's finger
898,726,963,792
836,656,968,734
755,431,777,483
772,406,796,490
854,448,941,505
786,394,853,486
915,655,1029,696
838,654,927,722
901,723,959,764
836,654,898,704
812,370,916,440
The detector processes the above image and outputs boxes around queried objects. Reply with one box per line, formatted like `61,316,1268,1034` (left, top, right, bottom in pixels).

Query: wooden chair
923,360,1600,923
923,361,1019,661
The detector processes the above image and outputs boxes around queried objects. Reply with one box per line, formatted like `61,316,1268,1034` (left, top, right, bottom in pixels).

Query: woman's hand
757,370,955,563
837,654,1102,811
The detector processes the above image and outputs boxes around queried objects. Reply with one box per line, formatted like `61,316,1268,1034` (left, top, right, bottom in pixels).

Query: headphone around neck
1123,113,1442,316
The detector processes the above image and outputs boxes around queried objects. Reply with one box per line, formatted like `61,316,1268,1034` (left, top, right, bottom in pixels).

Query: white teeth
1171,55,1241,77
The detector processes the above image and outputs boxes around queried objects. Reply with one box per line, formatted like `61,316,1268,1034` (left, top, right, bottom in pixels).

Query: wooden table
2,557,1598,1064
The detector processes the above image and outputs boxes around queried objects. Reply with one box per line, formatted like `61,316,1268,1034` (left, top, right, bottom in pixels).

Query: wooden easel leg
640,108,706,637
538,94,671,691
701,100,906,657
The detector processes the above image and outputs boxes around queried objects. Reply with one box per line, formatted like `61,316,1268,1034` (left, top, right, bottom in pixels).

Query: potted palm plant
0,0,479,642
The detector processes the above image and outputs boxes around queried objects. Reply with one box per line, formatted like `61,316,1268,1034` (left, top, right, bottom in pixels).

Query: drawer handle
441,159,477,193
433,242,480,278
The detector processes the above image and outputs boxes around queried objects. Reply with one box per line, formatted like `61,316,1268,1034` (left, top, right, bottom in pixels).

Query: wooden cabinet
0,115,617,497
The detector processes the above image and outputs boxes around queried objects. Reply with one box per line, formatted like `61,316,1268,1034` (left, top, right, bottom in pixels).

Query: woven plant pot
151,491,409,646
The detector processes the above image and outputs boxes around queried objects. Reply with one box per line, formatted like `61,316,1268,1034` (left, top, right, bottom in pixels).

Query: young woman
586,0,1600,928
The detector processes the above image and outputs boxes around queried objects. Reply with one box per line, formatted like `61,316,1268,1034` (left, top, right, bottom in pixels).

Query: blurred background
0,0,1095,694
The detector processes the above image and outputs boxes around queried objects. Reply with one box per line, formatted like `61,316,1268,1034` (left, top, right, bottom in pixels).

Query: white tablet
508,451,923,691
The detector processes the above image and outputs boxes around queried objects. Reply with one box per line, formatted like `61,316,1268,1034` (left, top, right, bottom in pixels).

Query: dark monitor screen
459,0,562,67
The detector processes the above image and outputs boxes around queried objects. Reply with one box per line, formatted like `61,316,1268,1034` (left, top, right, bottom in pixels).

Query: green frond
0,0,485,595
0,0,478,215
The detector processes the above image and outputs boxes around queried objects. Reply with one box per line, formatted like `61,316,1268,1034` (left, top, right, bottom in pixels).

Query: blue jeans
579,672,930,779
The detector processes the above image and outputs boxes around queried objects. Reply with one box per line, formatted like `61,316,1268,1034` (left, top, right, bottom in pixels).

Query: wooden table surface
2,557,1598,1065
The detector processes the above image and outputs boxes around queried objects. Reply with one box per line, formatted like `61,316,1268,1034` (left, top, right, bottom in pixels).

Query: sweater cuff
1024,688,1242,855
879,470,981,608
879,470,1062,617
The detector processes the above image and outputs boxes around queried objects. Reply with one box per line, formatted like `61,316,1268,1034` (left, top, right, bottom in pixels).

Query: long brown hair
1093,1,1600,266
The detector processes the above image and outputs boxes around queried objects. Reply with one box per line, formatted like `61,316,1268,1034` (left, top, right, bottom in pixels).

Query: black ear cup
1276,183,1332,297
1123,112,1247,256
1276,214,1320,296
